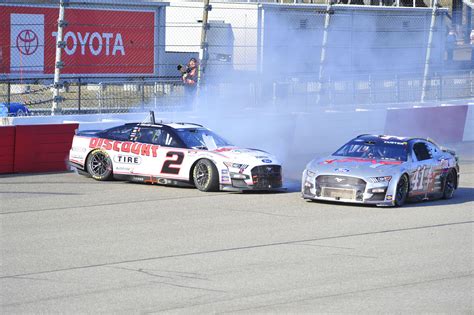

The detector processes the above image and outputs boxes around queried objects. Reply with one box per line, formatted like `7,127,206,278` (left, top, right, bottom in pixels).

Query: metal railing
1,70,472,115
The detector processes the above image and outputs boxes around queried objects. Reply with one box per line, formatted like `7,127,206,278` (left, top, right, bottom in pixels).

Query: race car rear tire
86,149,113,181
394,174,409,207
193,159,219,192
442,169,456,199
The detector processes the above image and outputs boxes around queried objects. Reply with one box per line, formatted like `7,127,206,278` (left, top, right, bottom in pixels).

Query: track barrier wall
384,105,469,143
0,104,471,175
0,123,78,174
0,126,16,174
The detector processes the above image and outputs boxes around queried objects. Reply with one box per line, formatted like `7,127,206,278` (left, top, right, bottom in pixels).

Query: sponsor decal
221,169,229,175
334,168,350,173
214,147,235,153
114,155,141,164
2,6,155,74
383,141,407,146
385,195,393,200
262,159,272,163
322,158,402,165
255,156,268,159
10,14,45,73
71,146,87,152
89,138,160,157
116,166,132,171
221,176,230,182
69,154,84,159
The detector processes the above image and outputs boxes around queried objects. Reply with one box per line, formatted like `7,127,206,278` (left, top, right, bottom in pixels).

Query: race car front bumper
301,170,395,206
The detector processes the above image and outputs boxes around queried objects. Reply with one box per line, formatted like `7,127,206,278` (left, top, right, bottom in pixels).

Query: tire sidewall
193,159,219,192
395,174,409,207
87,149,113,181
442,169,456,199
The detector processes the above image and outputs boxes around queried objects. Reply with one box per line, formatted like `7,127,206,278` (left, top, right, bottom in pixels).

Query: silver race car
302,135,459,207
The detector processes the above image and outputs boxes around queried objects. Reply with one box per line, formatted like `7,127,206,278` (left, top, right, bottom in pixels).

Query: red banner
0,5,155,75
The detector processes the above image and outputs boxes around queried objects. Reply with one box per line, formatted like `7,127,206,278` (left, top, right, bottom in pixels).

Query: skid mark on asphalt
0,193,232,215
1,220,472,279
220,272,474,314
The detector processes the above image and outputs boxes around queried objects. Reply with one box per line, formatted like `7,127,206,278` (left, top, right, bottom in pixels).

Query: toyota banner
0,5,156,75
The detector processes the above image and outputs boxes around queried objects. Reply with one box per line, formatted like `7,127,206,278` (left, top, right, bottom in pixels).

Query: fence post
52,0,67,115
141,80,145,109
7,81,11,105
78,77,81,113
421,0,439,103
438,73,443,101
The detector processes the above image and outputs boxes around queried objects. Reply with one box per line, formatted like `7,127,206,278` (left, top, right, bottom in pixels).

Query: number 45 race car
69,116,282,192
302,134,459,207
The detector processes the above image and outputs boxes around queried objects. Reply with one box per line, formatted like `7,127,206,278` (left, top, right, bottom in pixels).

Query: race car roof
357,134,411,142
136,122,204,129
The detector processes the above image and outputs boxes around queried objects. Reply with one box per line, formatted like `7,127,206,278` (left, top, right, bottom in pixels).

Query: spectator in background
446,28,456,62
178,58,198,109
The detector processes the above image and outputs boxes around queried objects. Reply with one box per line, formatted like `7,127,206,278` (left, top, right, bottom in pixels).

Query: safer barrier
0,126,16,174
384,105,469,143
0,124,78,174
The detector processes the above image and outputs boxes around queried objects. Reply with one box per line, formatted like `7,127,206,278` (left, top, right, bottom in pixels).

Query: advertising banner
1,5,155,75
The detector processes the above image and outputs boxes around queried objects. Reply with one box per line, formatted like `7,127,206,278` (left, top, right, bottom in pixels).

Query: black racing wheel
394,174,409,207
442,169,456,199
193,159,219,192
86,149,113,181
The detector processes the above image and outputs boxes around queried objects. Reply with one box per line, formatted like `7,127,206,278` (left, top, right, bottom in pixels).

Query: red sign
0,5,155,75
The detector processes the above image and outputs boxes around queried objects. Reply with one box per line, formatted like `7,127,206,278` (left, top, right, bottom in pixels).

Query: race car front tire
86,149,113,181
394,174,409,207
442,168,456,199
193,159,219,192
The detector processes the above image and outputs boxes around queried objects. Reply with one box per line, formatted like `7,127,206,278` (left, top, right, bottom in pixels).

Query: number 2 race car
302,135,459,207
69,117,282,192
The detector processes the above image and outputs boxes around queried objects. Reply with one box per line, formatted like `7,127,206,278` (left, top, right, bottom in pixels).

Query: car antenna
149,111,156,124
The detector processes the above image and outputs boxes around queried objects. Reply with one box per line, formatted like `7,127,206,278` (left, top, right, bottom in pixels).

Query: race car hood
212,147,280,165
306,156,405,177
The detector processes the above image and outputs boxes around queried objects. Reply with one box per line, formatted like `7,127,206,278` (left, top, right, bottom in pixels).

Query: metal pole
52,0,66,115
198,0,211,87
316,0,333,106
77,78,81,113
7,81,11,105
421,0,438,103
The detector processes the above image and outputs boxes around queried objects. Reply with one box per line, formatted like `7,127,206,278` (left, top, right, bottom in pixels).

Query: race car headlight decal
306,170,317,178
224,162,249,170
230,173,249,180
369,176,392,183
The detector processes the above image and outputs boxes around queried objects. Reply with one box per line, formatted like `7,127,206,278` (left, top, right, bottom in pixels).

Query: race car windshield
333,140,408,161
176,128,233,150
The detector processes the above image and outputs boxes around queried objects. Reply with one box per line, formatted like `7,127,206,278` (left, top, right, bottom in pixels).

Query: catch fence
1,0,473,115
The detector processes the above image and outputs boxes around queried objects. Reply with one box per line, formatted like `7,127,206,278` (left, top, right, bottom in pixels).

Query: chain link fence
1,0,473,116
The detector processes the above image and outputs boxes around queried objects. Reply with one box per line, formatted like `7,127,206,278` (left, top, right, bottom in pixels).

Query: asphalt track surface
1,161,473,313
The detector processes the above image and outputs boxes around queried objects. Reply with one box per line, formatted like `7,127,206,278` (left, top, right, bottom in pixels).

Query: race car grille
251,165,282,189
315,175,366,201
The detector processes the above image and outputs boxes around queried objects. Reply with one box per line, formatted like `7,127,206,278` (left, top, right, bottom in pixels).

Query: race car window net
333,141,408,161
175,128,233,150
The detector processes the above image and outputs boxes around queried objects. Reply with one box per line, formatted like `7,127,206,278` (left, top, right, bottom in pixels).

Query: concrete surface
0,162,473,313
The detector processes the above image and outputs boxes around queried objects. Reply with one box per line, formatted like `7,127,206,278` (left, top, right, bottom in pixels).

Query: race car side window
158,130,179,147
413,142,431,161
101,125,135,141
425,142,439,157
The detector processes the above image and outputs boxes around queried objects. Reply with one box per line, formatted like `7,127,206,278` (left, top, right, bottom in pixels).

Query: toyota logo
16,29,39,55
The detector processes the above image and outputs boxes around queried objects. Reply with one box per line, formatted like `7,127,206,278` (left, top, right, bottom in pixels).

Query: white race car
69,119,282,192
